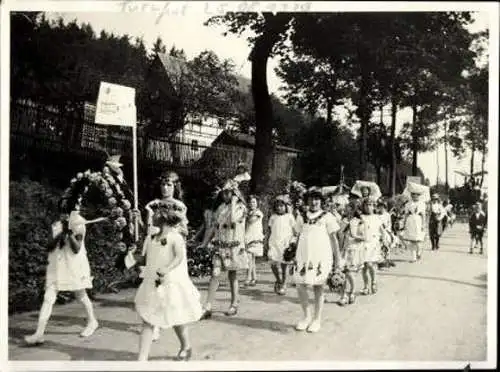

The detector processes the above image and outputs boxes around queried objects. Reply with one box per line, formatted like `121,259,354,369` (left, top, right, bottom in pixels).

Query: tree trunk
480,143,486,187
376,164,382,186
411,104,418,176
249,14,290,196
444,121,449,191
326,98,333,126
358,68,370,180
470,146,475,178
389,93,397,197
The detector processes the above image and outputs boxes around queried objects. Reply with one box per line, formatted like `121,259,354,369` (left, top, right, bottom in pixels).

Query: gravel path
8,223,487,361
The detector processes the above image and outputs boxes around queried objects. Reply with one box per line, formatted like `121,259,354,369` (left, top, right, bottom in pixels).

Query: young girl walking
267,195,298,295
294,189,340,333
24,197,99,345
244,195,264,286
198,181,248,318
360,197,384,295
134,204,202,361
338,202,364,306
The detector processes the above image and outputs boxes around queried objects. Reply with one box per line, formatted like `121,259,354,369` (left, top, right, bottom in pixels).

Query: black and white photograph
1,1,498,369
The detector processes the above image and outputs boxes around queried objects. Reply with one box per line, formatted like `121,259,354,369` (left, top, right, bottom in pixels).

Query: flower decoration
59,157,136,253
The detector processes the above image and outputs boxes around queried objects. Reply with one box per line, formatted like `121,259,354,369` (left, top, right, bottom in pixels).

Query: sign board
95,82,136,127
407,176,422,185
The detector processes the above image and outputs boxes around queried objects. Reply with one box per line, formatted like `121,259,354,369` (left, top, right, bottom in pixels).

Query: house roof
214,131,301,154
156,53,190,95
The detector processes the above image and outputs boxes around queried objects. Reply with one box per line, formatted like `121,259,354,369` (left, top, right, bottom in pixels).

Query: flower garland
60,165,136,253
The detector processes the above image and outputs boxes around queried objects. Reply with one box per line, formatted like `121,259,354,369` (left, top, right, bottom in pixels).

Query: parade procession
4,5,494,365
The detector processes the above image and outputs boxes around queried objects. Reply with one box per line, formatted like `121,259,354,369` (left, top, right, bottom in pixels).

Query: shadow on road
378,272,487,289
8,328,137,360
209,314,292,334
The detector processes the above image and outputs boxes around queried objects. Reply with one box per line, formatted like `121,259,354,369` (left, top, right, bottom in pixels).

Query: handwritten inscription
118,1,313,23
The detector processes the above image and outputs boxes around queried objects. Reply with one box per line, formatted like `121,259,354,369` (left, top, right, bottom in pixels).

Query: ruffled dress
210,201,248,271
267,213,297,263
361,214,383,263
294,210,339,286
342,218,365,272
45,212,93,291
245,209,264,257
135,232,202,329
402,201,426,242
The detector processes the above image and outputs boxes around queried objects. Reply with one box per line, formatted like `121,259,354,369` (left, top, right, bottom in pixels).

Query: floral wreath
59,158,136,253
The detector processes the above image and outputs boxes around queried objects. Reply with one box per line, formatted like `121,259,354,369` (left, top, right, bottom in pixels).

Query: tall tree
205,13,294,195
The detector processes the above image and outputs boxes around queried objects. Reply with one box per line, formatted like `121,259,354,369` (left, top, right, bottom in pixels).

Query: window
191,140,199,151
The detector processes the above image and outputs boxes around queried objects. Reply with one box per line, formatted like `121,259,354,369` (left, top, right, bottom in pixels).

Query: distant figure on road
429,194,446,250
468,202,487,255
402,190,426,262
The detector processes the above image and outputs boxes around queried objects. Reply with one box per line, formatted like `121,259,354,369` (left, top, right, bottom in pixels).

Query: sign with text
407,176,422,185
95,82,136,127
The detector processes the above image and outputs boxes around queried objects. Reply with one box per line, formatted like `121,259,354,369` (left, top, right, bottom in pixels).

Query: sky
45,6,492,188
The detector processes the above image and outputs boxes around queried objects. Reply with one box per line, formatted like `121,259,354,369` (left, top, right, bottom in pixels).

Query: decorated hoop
59,162,136,254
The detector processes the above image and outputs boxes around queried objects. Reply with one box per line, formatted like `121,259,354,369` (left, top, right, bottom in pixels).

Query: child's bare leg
362,264,369,291
74,289,98,337
251,254,257,281
227,270,239,307
295,284,310,330
204,275,220,311
366,263,377,292
308,285,324,332
173,324,190,350
280,263,288,287
271,263,280,283
138,322,154,361
25,286,58,343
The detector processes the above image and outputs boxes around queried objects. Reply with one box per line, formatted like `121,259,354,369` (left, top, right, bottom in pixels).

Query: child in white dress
24,198,99,345
134,205,202,361
359,197,385,295
402,192,426,262
267,195,298,295
244,195,264,286
294,189,340,333
338,203,364,306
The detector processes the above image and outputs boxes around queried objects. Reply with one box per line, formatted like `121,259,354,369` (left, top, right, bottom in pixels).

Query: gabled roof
156,52,190,96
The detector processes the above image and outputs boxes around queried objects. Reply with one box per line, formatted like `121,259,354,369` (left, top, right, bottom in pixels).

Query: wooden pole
132,123,139,242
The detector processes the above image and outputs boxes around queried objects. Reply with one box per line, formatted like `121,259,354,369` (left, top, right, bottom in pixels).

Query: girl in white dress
24,197,99,345
134,205,202,361
244,195,264,286
294,189,340,333
402,192,426,262
136,171,188,342
359,197,385,295
338,202,364,306
267,195,298,295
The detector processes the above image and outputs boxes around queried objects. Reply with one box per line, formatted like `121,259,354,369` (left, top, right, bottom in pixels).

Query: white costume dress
245,209,264,257
402,201,426,242
294,210,339,286
361,214,383,263
135,232,202,329
268,213,297,263
45,212,92,291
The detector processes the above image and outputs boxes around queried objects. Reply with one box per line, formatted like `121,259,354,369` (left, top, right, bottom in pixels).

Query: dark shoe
200,309,212,320
249,279,257,287
348,293,356,304
225,305,238,316
176,348,192,361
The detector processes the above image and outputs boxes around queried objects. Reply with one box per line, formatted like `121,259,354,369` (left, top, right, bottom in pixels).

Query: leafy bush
8,178,215,313
8,179,140,314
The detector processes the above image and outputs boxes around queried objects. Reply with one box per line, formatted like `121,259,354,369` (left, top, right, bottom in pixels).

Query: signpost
95,82,138,240
407,176,422,185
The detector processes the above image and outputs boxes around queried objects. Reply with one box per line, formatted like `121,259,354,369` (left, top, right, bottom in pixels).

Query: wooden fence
10,100,298,182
